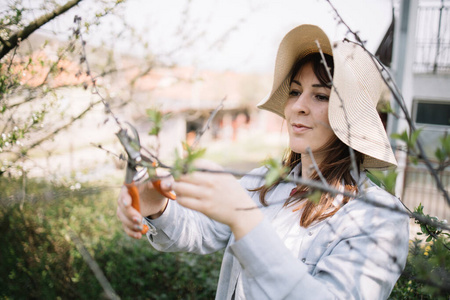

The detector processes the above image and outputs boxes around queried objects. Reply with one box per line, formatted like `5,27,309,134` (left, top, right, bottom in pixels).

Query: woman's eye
315,94,329,101
289,90,301,97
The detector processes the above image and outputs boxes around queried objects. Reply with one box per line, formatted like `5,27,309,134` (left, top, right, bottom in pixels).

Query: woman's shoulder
362,175,405,212
341,173,409,224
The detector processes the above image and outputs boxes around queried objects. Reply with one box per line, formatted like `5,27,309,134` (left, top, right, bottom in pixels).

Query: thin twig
67,228,120,300
193,166,450,232
191,97,225,149
74,16,122,129
306,146,327,185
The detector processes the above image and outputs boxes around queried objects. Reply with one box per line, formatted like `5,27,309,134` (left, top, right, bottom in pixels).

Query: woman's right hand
116,178,173,239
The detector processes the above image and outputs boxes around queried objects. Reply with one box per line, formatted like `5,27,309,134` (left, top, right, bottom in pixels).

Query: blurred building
379,0,450,220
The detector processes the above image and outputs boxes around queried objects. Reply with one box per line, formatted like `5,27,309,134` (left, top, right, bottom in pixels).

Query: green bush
0,177,222,299
390,238,450,299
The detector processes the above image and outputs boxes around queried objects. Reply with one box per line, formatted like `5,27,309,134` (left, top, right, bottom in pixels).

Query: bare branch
306,146,327,185
11,99,103,164
67,228,120,300
191,98,225,148
0,0,84,60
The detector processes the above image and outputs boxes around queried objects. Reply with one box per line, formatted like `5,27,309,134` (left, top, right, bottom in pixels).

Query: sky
9,0,396,73
116,0,396,72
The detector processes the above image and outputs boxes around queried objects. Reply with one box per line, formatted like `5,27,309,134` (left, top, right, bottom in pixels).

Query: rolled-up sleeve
144,200,231,254
229,189,409,300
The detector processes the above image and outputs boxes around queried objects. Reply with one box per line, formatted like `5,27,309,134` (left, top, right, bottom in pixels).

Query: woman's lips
291,123,311,134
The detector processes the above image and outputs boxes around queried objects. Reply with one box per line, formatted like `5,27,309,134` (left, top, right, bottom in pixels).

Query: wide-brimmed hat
257,24,397,169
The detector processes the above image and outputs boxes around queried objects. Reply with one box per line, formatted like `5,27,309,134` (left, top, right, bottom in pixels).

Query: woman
117,24,409,299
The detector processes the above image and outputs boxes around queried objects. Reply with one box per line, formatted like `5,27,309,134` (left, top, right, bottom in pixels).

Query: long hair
252,53,364,227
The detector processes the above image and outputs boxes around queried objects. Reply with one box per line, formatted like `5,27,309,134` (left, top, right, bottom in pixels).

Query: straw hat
257,24,397,170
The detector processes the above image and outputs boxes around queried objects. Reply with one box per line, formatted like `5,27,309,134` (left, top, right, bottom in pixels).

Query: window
414,101,450,126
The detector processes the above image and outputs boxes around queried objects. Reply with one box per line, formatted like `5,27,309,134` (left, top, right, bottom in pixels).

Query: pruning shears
116,123,176,234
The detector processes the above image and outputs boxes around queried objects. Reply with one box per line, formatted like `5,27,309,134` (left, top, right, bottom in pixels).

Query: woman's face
284,61,335,163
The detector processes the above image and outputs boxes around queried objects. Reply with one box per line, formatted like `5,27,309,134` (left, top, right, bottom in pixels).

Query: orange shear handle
152,180,176,200
124,181,149,234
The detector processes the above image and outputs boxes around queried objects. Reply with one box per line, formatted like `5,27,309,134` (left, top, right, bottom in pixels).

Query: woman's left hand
169,160,264,240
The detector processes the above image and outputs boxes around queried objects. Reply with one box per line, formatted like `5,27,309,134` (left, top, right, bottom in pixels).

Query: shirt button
308,231,313,236
301,258,306,263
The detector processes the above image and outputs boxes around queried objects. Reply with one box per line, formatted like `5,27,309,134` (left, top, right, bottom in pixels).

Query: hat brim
257,24,397,170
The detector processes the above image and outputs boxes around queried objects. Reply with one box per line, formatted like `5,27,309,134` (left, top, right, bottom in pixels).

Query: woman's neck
300,153,324,179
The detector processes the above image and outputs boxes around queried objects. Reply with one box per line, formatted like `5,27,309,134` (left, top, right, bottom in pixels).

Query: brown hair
253,53,364,227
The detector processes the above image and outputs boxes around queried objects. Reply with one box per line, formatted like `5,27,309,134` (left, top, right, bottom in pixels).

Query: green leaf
308,190,322,204
262,157,289,187
435,148,445,162
146,109,167,136
391,129,423,150
435,134,450,163
378,101,394,114
391,130,409,143
443,134,450,153
367,170,397,195
409,128,423,147
171,144,206,179
148,127,159,136
265,169,281,186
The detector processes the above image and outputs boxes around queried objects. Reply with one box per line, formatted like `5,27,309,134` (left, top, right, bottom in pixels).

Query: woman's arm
144,199,231,254
230,190,409,300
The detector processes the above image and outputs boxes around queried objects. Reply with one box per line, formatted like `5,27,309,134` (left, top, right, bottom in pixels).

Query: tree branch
12,98,103,164
0,0,84,60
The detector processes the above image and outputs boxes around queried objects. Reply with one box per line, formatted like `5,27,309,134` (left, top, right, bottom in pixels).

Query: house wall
391,0,450,220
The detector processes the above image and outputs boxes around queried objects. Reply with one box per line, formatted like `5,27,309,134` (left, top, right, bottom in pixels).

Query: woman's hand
116,177,173,239
171,160,264,240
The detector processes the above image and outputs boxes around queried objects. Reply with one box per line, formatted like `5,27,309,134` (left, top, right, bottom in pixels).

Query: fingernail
162,181,172,190
123,197,130,206
133,217,140,223
134,224,143,231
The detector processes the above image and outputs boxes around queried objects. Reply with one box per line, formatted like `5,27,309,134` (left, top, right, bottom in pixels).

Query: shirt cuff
144,200,178,242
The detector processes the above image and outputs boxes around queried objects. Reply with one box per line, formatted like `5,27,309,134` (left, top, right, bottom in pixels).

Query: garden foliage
0,178,222,299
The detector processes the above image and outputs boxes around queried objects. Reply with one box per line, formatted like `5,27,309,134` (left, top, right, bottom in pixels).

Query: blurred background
1,0,449,298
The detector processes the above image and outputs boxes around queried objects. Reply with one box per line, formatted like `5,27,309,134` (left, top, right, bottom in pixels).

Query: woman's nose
290,93,309,114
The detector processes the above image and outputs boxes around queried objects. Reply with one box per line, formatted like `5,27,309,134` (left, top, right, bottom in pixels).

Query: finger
117,186,132,209
192,159,224,171
117,186,142,223
116,206,142,232
159,177,175,193
171,180,210,199
177,171,218,187
176,195,208,212
122,223,143,239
